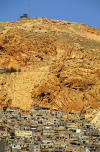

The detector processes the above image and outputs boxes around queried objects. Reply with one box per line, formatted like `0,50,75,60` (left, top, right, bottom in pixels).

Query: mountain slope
0,17,100,112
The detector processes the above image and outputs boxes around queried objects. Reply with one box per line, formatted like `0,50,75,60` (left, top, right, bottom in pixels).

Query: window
86,138,89,140
44,133,46,135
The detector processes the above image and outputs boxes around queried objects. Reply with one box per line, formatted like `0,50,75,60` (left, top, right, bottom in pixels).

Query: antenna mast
28,0,30,18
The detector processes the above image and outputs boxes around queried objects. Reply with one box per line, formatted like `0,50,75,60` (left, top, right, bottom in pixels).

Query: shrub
6,68,11,73
18,69,21,72
11,67,17,72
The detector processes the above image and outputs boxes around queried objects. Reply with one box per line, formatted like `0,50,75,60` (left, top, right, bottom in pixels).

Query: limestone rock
0,17,100,113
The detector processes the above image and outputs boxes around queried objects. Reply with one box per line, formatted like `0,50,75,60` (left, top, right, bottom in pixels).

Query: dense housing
0,105,100,152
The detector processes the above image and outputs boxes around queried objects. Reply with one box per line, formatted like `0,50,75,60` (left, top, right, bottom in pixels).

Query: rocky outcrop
32,61,100,112
0,17,100,112
32,74,61,109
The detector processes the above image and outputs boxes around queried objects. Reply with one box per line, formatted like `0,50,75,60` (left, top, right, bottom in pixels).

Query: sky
0,0,100,28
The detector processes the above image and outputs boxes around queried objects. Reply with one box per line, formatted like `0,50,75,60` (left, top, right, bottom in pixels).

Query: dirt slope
0,17,100,112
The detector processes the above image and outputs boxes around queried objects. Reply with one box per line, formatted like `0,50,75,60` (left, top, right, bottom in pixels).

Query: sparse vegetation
11,67,17,72
18,68,21,72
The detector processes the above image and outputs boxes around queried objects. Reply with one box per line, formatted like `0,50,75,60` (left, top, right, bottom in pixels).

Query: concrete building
0,141,5,152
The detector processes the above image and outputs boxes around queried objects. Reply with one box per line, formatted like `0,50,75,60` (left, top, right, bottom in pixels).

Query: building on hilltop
20,14,28,19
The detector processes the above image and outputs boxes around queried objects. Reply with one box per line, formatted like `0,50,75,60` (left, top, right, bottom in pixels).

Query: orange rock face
0,17,100,112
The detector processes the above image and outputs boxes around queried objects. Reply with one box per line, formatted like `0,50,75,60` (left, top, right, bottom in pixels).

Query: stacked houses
0,105,99,152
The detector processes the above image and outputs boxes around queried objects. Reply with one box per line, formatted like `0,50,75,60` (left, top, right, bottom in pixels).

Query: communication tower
28,0,30,18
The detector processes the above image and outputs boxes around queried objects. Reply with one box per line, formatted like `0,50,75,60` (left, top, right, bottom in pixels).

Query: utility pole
28,0,30,18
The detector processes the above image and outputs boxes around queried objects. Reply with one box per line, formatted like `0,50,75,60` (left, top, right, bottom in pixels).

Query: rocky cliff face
0,17,100,113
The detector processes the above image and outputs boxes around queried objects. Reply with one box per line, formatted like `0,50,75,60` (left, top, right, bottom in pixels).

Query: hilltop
0,17,100,115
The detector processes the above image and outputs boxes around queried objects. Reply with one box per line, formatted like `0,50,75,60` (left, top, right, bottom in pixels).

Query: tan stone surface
0,17,100,113
0,67,49,109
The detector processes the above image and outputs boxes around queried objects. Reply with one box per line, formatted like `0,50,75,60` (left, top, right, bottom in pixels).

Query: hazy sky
0,0,100,28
